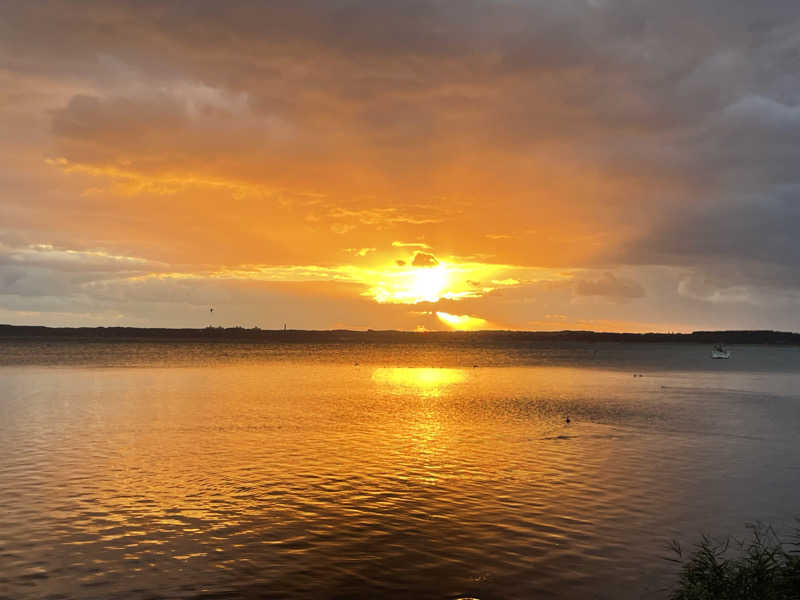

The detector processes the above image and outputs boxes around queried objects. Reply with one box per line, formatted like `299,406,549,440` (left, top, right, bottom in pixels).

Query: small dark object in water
473,364,479,368
565,416,571,424
354,362,359,366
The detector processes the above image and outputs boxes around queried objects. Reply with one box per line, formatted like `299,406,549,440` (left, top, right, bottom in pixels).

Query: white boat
711,344,731,359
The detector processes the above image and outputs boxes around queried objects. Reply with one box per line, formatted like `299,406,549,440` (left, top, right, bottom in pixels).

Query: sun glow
405,264,450,303
365,258,507,304
369,262,456,303
436,311,489,331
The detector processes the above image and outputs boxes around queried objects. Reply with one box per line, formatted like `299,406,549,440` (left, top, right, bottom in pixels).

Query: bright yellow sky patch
365,259,517,304
369,263,452,303
436,311,489,330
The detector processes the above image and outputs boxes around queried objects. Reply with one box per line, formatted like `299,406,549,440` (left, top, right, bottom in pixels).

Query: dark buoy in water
565,415,571,424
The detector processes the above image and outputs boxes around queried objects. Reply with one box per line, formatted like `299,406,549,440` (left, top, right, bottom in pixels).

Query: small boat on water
711,344,731,359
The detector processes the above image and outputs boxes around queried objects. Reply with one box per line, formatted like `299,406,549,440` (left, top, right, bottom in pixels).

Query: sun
369,262,452,304
406,264,450,303
362,253,518,306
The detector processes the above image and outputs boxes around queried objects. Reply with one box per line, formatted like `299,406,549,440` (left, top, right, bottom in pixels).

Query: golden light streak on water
371,366,469,397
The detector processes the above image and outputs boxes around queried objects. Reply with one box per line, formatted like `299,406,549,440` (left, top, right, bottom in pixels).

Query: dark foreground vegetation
669,524,800,600
1,324,800,345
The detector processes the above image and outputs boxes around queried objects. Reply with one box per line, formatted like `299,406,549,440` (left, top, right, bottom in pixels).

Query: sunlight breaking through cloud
436,311,489,331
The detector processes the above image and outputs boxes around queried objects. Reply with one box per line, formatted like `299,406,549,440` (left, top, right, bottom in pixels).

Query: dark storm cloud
622,190,800,270
574,272,645,300
10,0,798,184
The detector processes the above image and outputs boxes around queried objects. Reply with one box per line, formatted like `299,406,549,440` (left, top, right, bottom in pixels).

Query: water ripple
1,351,799,599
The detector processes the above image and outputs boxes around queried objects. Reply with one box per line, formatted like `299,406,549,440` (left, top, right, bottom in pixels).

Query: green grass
668,523,800,600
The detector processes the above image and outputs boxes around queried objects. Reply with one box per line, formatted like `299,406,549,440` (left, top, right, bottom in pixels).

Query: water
1,340,799,599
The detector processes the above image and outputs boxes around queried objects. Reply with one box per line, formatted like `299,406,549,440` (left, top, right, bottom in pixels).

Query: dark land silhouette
1,324,799,345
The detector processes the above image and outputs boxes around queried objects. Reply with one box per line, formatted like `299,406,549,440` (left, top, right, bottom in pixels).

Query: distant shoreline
1,324,799,345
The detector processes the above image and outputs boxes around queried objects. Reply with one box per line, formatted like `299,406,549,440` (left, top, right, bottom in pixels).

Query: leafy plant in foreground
668,523,800,600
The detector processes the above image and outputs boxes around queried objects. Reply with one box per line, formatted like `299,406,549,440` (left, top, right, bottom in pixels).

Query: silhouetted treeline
1,325,799,346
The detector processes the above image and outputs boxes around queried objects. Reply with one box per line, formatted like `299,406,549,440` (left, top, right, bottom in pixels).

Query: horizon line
1,324,798,337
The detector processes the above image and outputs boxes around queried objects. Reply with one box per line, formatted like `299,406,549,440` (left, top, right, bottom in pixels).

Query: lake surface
1,340,799,599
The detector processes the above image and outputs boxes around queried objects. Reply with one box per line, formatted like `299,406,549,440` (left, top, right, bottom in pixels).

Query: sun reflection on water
371,367,466,484
371,367,468,398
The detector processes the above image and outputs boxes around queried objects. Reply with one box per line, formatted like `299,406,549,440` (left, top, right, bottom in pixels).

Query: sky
2,0,800,332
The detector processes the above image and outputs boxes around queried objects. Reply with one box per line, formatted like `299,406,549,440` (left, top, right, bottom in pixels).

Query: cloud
574,273,645,300
492,278,519,286
392,241,431,249
345,247,376,257
0,243,156,272
330,223,355,235
411,252,439,268
677,275,758,305
2,1,800,328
